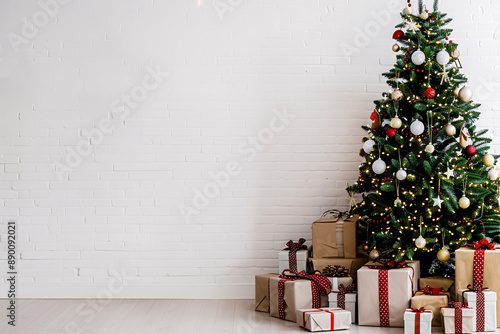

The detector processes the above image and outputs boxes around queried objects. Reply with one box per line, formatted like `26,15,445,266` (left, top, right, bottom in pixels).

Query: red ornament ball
370,110,377,121
465,145,476,157
393,30,405,39
362,244,370,252
386,127,397,138
424,87,436,98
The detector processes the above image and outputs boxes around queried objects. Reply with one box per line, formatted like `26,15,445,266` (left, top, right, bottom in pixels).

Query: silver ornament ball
363,139,375,154
396,169,407,181
419,11,429,20
425,144,435,154
415,236,426,249
459,87,473,102
410,120,425,136
411,50,426,66
488,169,499,181
436,50,451,66
392,89,404,101
372,159,387,175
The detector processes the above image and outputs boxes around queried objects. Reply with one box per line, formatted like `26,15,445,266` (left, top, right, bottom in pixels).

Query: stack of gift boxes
255,212,500,333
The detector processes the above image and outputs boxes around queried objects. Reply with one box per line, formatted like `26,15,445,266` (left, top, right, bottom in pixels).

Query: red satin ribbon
409,308,430,334
463,285,488,332
302,309,341,331
473,239,495,250
421,285,444,295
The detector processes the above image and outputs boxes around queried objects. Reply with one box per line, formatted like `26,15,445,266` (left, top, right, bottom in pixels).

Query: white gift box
297,308,351,332
441,306,474,334
328,292,356,323
458,289,497,332
279,249,308,274
403,309,432,334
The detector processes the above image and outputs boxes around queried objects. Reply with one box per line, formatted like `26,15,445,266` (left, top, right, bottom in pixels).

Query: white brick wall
0,0,499,298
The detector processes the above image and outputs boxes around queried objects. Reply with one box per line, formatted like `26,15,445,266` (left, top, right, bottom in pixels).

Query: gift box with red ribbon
441,302,474,334
254,273,280,312
455,238,500,327
403,308,433,334
358,260,420,327
410,285,449,327
269,273,331,322
278,239,308,274
297,308,351,332
328,283,356,323
458,287,497,332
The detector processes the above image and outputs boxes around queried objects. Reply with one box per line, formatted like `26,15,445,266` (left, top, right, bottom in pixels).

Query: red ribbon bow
422,285,444,295
283,239,307,273
294,271,333,308
411,307,426,313
376,259,408,269
474,239,495,250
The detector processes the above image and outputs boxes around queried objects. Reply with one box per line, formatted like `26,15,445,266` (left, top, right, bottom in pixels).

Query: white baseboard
3,284,255,299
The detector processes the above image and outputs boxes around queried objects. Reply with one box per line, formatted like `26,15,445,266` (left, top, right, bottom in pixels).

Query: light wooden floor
0,299,498,334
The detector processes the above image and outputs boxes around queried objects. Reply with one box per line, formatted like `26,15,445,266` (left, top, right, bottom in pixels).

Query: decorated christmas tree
348,0,500,275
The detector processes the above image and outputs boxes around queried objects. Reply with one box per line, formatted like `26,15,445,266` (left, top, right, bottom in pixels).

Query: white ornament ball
394,198,402,206
419,11,429,20
411,50,426,66
392,89,404,101
459,195,470,209
483,154,495,167
363,139,375,154
445,123,456,136
396,169,407,181
459,87,473,102
488,169,499,181
436,50,450,66
415,236,426,249
410,120,425,136
390,117,402,129
372,159,387,175
425,144,435,154
403,7,411,15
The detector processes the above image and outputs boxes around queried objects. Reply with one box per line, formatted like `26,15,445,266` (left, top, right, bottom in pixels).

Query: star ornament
444,167,455,179
406,21,422,32
432,195,444,208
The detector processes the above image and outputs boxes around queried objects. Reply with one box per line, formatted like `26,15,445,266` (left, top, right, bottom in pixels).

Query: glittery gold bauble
391,89,404,101
369,249,381,260
483,153,495,167
392,44,400,52
459,195,470,209
437,248,451,262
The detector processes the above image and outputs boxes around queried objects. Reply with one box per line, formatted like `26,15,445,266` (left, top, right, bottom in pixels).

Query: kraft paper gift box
312,213,358,259
457,289,497,332
254,273,280,312
441,304,474,334
297,308,351,332
410,291,449,327
279,250,308,274
455,246,500,327
358,261,420,327
328,292,356,323
404,309,433,334
419,276,455,301
310,258,368,281
269,277,328,322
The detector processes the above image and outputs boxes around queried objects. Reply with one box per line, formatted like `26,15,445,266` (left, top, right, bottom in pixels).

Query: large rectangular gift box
410,291,449,327
279,249,308,274
419,276,455,301
458,289,497,332
269,277,328,322
310,258,368,281
358,261,420,327
404,309,433,334
441,304,474,334
312,212,358,259
455,246,500,327
297,308,351,332
254,273,279,312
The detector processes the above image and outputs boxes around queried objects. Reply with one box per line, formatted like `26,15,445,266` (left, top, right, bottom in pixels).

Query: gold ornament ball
483,153,495,167
419,11,429,20
445,123,456,136
453,86,461,97
437,248,451,262
459,87,473,102
392,89,404,101
459,195,470,209
392,44,400,52
425,144,435,154
390,117,402,129
369,249,381,260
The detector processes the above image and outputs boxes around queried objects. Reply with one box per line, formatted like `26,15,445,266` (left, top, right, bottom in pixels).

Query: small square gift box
441,302,474,334
404,308,433,334
270,273,331,322
410,285,449,327
312,210,358,259
297,308,351,332
254,273,280,312
278,239,308,274
328,283,356,323
358,260,420,327
458,287,497,332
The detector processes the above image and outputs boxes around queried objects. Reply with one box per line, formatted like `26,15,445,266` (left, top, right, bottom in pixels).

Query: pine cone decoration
322,265,350,277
